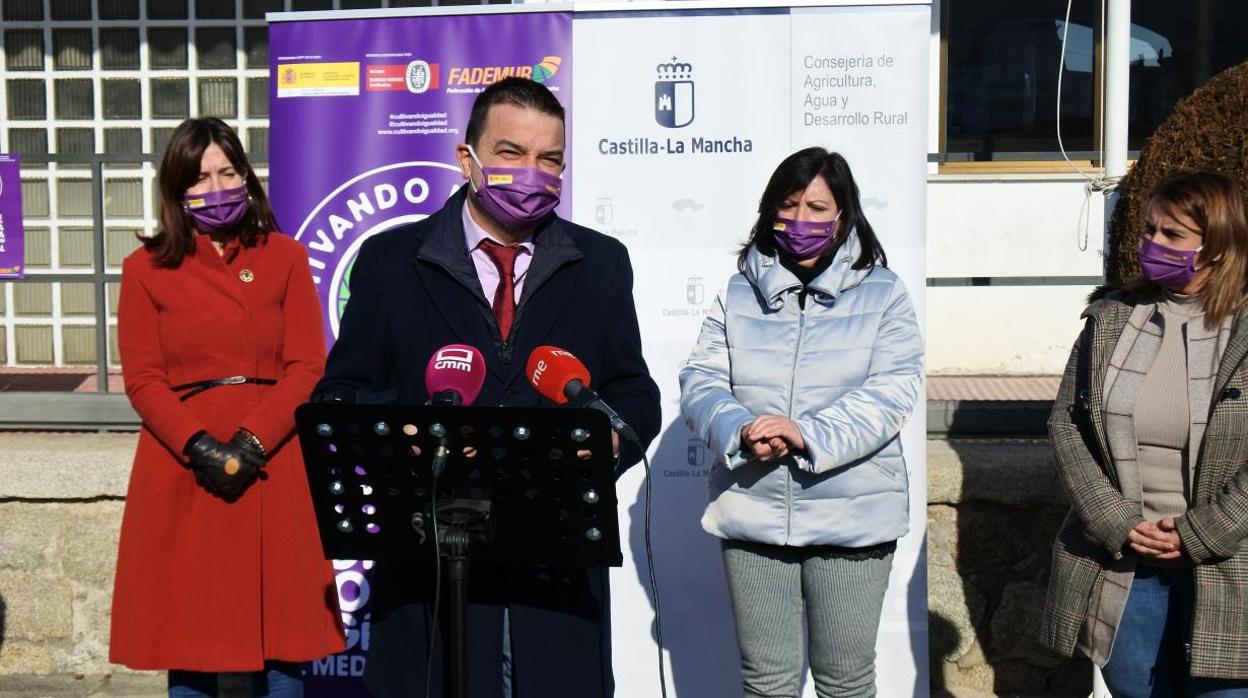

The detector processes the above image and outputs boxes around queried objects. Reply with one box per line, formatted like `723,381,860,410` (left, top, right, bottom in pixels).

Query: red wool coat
110,232,345,671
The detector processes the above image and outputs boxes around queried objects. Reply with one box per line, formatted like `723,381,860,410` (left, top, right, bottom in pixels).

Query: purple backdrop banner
268,11,573,694
270,11,573,348
0,154,25,279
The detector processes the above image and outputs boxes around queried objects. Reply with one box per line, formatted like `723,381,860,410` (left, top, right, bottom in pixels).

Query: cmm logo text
433,346,475,372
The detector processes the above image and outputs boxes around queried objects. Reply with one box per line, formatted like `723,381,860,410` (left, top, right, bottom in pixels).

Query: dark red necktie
479,239,521,340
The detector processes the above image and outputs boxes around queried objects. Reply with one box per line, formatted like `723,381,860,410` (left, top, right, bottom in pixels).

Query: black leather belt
172,375,277,401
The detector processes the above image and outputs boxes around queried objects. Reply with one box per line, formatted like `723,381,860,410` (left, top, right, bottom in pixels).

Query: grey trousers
721,539,894,698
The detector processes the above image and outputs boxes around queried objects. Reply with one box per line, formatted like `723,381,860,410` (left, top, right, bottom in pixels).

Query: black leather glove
183,431,266,501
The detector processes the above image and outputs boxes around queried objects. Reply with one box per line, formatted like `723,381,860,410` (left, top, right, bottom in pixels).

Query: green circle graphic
336,255,357,324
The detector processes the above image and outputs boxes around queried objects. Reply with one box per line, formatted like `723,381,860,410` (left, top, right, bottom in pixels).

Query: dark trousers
362,560,613,698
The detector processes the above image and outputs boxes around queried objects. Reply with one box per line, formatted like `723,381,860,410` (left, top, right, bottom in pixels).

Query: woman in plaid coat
1040,170,1248,696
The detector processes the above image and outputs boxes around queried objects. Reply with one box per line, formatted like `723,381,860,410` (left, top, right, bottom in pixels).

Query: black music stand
295,403,623,698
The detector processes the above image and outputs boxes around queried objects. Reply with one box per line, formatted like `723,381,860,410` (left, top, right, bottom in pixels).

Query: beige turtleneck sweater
1133,291,1203,527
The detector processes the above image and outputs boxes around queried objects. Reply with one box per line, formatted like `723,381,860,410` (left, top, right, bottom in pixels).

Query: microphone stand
439,499,491,698
426,412,488,698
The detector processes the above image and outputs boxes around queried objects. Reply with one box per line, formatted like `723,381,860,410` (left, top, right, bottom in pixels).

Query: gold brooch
239,269,255,283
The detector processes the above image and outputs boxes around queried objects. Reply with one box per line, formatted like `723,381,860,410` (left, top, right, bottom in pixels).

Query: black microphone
431,391,461,406
565,381,641,445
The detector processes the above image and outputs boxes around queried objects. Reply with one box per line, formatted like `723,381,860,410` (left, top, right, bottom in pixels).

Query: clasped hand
1127,517,1183,560
184,431,267,502
741,415,806,462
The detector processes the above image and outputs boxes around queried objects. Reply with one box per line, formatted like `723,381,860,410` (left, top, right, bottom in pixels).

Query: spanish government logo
655,56,694,129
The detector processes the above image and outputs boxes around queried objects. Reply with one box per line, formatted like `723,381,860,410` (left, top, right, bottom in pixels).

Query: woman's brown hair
144,117,279,268
1129,170,1248,326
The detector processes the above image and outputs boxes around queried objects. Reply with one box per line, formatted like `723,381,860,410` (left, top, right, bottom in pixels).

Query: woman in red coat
110,117,344,697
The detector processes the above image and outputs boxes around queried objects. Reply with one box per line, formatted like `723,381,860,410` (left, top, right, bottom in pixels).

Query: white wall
573,5,934,695
926,174,1107,374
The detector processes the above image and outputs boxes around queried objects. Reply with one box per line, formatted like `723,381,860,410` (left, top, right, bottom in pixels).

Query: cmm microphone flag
425,344,487,406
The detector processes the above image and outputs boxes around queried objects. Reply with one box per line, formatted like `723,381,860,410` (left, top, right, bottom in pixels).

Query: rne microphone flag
525,345,639,443
525,345,589,405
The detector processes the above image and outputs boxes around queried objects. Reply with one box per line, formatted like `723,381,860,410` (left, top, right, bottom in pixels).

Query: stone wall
928,439,1092,697
0,433,140,684
0,432,1089,696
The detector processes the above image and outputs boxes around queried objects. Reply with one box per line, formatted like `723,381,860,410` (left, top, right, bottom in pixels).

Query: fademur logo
655,56,694,129
531,56,562,84
446,56,562,87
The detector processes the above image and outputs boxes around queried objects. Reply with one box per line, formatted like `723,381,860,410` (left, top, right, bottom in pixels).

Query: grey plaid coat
1039,288,1248,679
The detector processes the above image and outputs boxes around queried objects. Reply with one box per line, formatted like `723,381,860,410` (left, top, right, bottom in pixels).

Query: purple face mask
183,184,249,233
1138,236,1203,289
772,215,839,259
467,145,562,230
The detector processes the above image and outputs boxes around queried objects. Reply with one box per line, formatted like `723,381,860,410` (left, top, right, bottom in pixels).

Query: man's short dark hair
465,77,566,148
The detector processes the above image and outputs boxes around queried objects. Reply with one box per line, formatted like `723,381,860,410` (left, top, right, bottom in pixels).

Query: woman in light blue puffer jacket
679,148,923,698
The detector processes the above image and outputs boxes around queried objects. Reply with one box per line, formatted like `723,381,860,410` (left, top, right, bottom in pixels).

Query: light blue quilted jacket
679,231,923,547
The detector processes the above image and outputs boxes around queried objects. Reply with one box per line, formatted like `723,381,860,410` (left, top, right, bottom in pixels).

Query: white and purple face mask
467,145,562,231
772,213,839,259
182,184,248,233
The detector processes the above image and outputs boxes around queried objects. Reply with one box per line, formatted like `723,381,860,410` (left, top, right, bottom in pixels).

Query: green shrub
1106,61,1248,285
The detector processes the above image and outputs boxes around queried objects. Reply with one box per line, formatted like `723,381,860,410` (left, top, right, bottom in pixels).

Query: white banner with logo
572,4,930,696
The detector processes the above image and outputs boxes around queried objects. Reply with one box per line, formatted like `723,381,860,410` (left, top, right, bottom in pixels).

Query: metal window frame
0,0,493,430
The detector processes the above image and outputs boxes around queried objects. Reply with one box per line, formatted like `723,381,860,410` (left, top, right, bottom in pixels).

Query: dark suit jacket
314,189,661,697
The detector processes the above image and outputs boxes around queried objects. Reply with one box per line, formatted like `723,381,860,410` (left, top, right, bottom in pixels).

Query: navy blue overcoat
314,188,661,698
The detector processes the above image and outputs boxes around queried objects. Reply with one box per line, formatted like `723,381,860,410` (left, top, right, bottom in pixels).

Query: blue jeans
1102,567,1248,698
168,661,303,698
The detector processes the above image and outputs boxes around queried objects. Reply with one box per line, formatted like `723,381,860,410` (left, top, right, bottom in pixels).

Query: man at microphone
313,77,660,698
